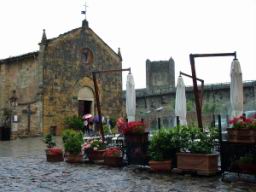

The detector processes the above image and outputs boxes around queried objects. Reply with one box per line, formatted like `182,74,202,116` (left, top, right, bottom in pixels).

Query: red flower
104,147,122,157
245,118,253,123
48,147,63,155
123,121,145,134
229,115,256,129
116,117,127,133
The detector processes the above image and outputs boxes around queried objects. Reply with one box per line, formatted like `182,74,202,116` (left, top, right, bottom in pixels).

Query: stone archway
77,87,95,117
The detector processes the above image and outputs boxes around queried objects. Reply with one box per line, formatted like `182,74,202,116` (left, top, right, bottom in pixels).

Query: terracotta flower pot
88,149,106,162
104,156,123,167
45,148,64,162
64,152,83,163
148,160,172,172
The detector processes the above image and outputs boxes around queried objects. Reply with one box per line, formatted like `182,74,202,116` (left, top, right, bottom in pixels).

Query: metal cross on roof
81,1,88,19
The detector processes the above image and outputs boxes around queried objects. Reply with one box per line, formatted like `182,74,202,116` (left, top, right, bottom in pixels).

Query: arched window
81,48,93,64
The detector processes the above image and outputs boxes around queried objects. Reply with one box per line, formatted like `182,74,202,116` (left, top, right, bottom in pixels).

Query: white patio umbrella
230,59,243,118
175,76,187,126
126,72,136,122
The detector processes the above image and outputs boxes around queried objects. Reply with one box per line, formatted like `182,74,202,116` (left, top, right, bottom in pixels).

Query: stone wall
0,52,42,137
123,81,256,130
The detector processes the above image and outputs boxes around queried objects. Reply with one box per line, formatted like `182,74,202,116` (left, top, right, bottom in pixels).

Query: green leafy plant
43,133,56,148
103,124,111,135
64,115,83,131
238,154,256,164
180,126,218,154
62,129,83,154
148,128,181,161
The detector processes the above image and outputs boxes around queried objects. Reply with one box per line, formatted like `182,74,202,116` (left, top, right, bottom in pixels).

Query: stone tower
146,58,175,91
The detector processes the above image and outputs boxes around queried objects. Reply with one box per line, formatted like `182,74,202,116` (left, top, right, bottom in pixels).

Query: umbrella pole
92,68,131,143
92,72,105,142
190,54,203,129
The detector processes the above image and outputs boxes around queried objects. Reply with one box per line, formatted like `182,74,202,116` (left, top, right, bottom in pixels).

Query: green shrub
64,116,83,131
62,129,83,154
180,125,218,154
148,128,180,161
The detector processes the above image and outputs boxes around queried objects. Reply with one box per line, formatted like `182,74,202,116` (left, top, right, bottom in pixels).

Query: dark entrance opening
78,100,92,117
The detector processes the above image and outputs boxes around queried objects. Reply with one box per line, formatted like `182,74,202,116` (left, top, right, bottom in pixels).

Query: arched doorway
77,87,94,117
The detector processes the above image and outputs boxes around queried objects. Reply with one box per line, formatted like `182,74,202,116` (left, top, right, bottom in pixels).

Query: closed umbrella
230,59,243,118
126,73,136,122
175,76,187,125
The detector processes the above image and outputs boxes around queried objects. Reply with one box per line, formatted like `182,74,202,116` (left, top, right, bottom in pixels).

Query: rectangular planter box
227,128,256,144
124,133,149,165
238,164,256,174
177,152,218,175
148,160,172,172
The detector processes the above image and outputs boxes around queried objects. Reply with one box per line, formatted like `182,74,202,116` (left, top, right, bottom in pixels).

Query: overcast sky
0,0,255,89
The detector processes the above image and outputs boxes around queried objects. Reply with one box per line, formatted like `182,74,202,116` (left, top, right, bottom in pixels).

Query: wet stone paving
0,137,256,192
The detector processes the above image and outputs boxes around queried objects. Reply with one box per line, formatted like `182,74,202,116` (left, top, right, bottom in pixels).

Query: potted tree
176,126,219,175
228,115,256,143
43,133,64,162
148,128,180,172
62,129,83,163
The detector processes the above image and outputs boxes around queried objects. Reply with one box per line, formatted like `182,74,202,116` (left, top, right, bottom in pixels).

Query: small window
82,48,93,64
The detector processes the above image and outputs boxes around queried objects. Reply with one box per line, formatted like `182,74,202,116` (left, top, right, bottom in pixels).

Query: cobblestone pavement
0,137,256,192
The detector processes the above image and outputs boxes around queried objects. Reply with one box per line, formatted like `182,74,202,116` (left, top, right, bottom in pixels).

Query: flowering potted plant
118,120,148,164
228,114,256,143
103,147,123,167
176,126,219,175
82,138,106,162
123,121,145,134
43,133,63,162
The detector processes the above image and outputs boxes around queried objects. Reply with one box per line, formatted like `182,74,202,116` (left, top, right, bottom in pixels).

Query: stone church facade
0,19,122,138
